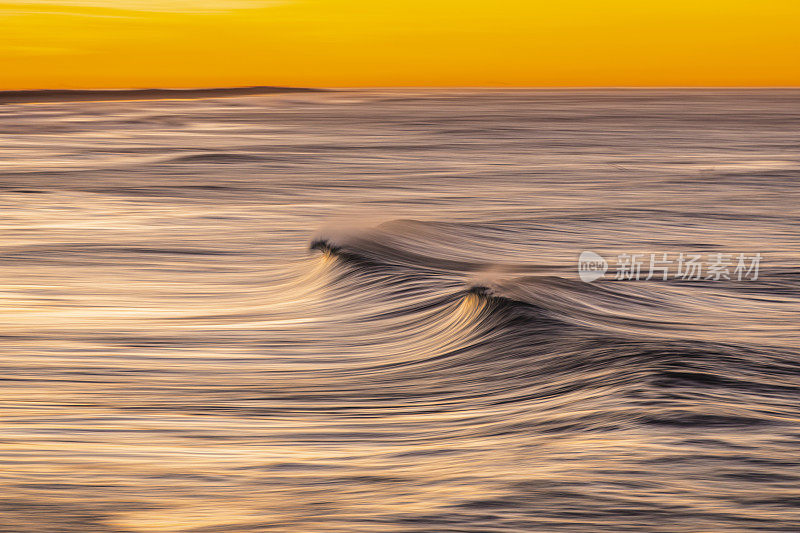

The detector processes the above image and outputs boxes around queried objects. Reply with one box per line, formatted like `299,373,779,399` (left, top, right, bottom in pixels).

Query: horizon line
2,85,799,105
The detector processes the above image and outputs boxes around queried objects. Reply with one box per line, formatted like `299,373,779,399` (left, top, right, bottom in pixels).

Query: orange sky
2,0,799,89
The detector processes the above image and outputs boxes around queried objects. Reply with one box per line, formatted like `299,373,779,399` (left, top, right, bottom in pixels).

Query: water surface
1,89,799,532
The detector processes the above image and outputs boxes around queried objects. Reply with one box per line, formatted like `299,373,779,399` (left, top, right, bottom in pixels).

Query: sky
1,0,799,89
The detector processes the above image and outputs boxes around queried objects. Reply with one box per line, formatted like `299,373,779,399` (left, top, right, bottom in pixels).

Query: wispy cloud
3,0,285,13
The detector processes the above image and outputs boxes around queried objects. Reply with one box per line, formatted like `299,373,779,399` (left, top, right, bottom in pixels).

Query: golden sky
2,0,799,89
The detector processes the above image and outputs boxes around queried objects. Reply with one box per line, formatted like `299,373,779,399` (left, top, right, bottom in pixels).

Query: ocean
1,89,799,531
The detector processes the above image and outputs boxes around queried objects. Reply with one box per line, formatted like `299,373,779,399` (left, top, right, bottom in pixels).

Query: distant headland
0,86,325,104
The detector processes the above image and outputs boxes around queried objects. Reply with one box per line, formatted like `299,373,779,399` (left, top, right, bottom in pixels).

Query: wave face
1,89,799,532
